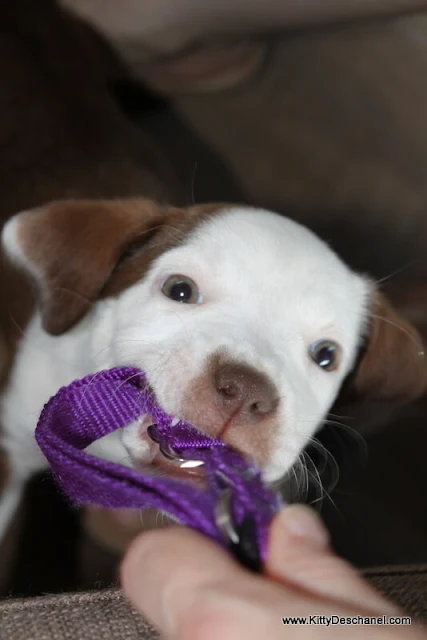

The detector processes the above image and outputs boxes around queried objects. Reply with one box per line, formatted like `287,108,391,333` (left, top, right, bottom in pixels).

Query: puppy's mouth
125,415,206,483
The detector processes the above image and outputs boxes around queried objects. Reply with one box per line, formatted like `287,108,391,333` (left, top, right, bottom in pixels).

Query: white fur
0,206,370,537
2,216,28,271
2,211,48,301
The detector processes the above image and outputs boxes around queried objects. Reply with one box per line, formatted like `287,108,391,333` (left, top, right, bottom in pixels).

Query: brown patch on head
348,291,427,404
101,201,224,299
4,198,225,335
181,351,280,467
384,281,427,341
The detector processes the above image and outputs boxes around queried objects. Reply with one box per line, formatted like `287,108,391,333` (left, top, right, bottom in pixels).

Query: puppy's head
2,199,426,482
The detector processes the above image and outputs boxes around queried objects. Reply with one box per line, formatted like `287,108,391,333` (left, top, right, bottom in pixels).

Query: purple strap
35,367,282,565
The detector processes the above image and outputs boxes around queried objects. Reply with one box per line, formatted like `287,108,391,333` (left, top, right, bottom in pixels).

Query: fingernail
278,505,330,548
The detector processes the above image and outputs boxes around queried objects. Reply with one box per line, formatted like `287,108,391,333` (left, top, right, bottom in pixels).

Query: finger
121,524,312,640
121,526,244,635
265,505,399,615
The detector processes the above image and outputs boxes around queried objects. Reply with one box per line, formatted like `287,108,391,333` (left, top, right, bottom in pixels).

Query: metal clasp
147,424,205,469
214,474,261,573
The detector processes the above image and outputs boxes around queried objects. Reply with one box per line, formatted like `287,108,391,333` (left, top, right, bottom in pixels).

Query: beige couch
1,566,426,639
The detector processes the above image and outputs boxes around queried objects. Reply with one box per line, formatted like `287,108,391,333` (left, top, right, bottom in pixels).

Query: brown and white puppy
0,1,426,550
2,200,427,545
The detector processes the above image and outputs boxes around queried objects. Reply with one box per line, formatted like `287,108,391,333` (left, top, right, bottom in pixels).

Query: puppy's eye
309,340,340,371
161,275,202,304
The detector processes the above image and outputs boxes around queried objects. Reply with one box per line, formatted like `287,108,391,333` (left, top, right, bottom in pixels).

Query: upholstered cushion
1,565,427,639
0,589,158,640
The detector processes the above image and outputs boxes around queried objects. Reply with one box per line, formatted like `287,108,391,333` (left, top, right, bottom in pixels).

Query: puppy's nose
214,363,278,425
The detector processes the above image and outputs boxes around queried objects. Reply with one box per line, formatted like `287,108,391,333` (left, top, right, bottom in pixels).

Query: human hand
121,504,426,638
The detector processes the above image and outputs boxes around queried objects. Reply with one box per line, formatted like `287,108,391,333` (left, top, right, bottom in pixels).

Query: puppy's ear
350,291,427,404
1,198,206,335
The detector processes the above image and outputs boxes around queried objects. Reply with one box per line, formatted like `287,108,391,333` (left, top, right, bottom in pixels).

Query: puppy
0,1,426,552
2,197,427,539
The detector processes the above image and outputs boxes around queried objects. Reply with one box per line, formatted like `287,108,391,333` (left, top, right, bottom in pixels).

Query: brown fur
13,199,223,334
354,292,427,403
337,291,427,408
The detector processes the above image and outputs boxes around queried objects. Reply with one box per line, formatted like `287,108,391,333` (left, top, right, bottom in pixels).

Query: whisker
327,411,352,421
369,312,420,348
323,419,368,454
306,449,338,509
374,262,415,285
8,313,26,339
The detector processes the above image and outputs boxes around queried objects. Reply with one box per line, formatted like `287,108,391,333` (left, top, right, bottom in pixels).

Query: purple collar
35,367,283,570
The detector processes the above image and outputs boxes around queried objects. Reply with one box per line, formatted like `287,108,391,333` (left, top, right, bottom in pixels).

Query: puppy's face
104,208,369,482
3,199,426,483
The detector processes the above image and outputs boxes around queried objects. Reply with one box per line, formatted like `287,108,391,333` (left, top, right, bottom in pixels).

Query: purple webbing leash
35,367,283,570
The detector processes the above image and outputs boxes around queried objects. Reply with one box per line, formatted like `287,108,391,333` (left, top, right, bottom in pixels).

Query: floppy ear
350,291,427,404
1,198,181,335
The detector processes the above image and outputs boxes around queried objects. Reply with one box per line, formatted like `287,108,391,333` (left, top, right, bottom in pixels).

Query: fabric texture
0,589,158,640
1,565,427,639
365,564,427,624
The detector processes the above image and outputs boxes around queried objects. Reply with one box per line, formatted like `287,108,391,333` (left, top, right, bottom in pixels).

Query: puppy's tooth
170,416,180,427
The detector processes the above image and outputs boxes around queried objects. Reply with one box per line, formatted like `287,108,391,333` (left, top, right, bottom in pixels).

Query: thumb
266,505,399,615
